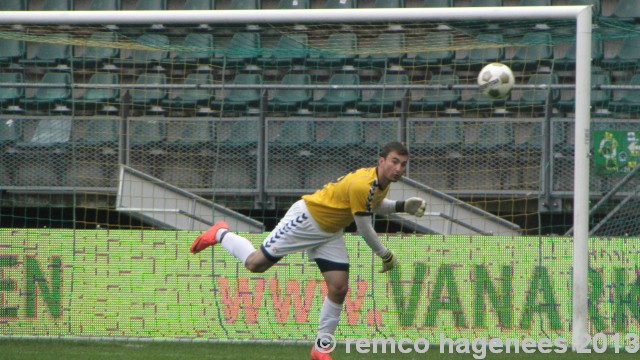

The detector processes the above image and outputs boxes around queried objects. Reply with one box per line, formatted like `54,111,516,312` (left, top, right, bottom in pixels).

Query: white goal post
0,5,593,350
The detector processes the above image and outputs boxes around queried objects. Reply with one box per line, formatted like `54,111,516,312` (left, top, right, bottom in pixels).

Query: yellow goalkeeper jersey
302,167,390,233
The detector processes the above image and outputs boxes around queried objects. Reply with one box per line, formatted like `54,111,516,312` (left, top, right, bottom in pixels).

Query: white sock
219,231,256,265
317,297,343,338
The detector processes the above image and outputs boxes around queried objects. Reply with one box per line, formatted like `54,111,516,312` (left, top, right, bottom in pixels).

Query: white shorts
260,200,349,265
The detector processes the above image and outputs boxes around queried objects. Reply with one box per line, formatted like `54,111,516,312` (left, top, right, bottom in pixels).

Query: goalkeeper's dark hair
379,141,409,159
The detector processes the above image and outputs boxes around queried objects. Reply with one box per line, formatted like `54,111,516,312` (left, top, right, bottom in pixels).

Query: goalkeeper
189,141,426,360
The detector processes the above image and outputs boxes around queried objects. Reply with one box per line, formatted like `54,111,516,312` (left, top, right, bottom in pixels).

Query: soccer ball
477,63,515,100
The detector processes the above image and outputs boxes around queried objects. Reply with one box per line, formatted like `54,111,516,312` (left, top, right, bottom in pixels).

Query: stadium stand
356,71,409,114
72,31,120,69
0,73,24,112
267,73,313,115
129,72,168,114
0,38,25,66
355,32,406,68
19,33,71,68
324,0,355,8
610,0,640,22
20,72,72,113
210,73,263,115
309,72,361,115
508,31,554,71
70,73,120,114
408,73,460,114
402,31,455,68
162,72,214,114
88,0,121,10
306,32,358,69
0,0,25,10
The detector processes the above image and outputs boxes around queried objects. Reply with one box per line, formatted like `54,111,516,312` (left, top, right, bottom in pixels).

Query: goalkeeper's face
378,150,408,186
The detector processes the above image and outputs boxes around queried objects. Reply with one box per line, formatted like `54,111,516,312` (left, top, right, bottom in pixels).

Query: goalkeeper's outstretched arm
374,197,426,217
353,214,396,273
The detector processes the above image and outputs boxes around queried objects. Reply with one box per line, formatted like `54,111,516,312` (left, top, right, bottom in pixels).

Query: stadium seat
608,74,640,114
15,118,72,149
506,73,560,114
135,0,166,10
508,32,553,71
0,38,25,65
463,121,514,174
269,120,314,152
169,33,215,67
421,0,452,7
515,121,544,155
553,34,603,71
459,91,504,114
518,0,550,5
309,73,361,115
411,121,463,156
409,73,460,114
0,73,24,112
182,0,213,9
4,117,74,186
557,72,611,115
180,0,216,29
313,121,362,151
267,73,313,114
162,72,213,113
312,120,363,169
20,72,71,113
217,120,259,154
402,31,454,68
258,33,309,68
210,73,263,115
130,73,168,114
19,33,72,68
210,119,259,188
361,120,398,158
72,117,120,186
276,0,309,9
211,32,261,69
306,32,358,68
410,120,463,189
70,73,120,114
454,33,504,70
0,118,21,148
166,119,215,151
115,33,170,69
601,29,640,71
324,0,355,8
74,118,120,148
42,0,73,10
228,0,259,9
568,0,600,16
611,0,640,22
470,0,502,5
72,31,120,69
355,32,405,68
370,0,404,8
129,119,167,149
88,0,121,10
356,72,409,114
0,0,25,10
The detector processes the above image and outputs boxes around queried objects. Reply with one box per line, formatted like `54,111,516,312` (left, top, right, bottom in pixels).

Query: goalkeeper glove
404,197,426,217
378,249,397,273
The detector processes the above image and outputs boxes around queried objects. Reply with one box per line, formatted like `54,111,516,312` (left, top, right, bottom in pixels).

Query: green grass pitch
1,339,639,359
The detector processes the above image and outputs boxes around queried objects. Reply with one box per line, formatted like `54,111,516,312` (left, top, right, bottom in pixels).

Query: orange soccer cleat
190,221,229,254
310,346,333,360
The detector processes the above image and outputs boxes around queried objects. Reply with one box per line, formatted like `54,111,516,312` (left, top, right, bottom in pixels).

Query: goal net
0,5,638,350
